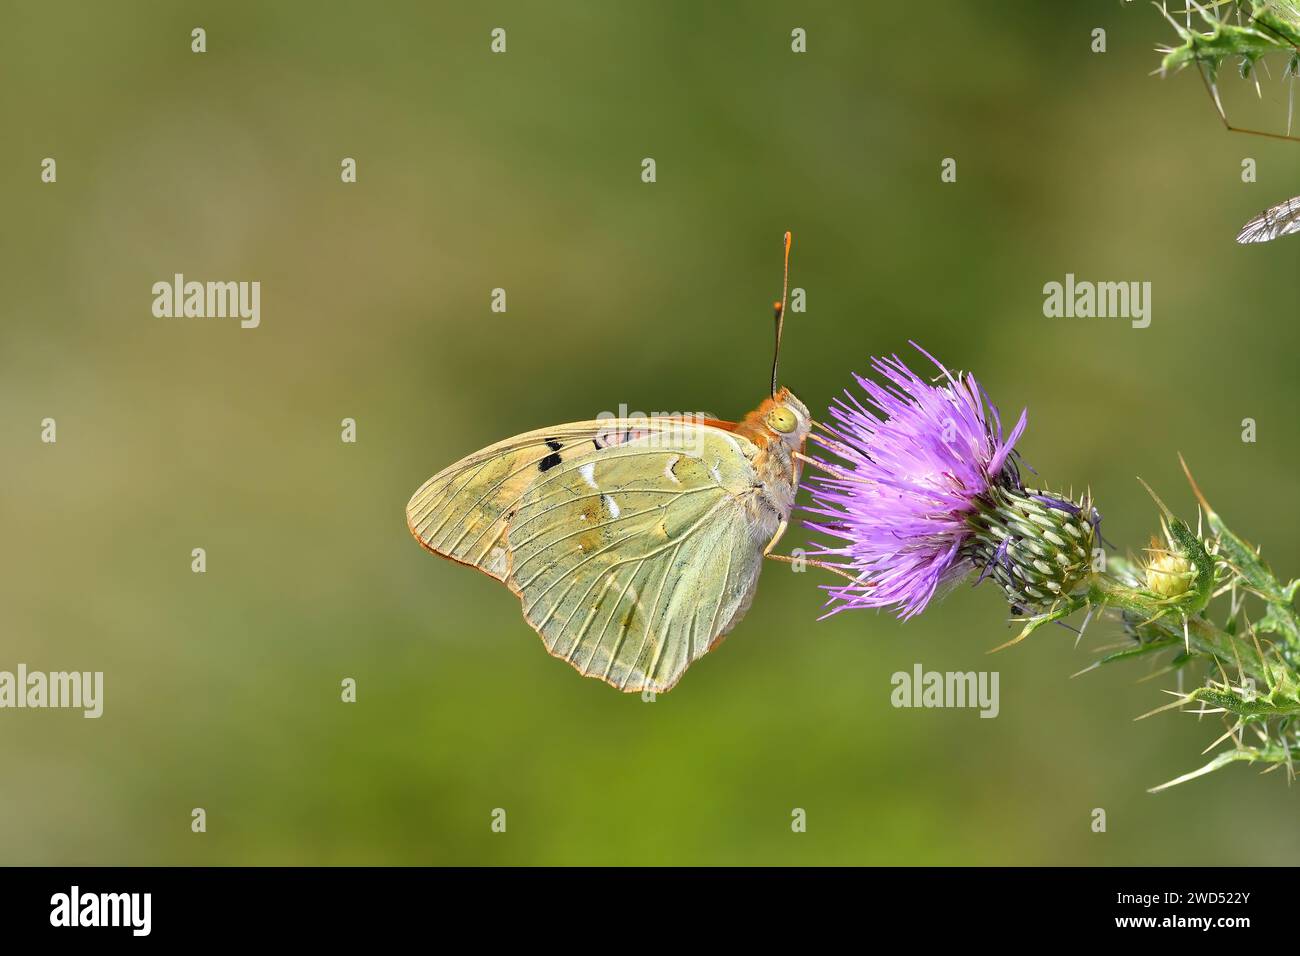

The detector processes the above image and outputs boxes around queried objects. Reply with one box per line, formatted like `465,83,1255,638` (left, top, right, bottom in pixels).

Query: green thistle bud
965,485,1098,612
1135,479,1216,615
1142,533,1197,600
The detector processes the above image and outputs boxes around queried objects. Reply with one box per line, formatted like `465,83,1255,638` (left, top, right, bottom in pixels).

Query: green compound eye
768,406,798,434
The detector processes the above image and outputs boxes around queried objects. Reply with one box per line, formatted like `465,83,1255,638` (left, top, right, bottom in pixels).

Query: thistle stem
1087,577,1273,685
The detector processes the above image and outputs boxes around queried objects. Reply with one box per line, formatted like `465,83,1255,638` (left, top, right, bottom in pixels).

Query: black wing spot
538,437,564,472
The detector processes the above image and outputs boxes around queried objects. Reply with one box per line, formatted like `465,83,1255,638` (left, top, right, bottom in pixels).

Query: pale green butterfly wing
504,427,772,693
406,421,643,580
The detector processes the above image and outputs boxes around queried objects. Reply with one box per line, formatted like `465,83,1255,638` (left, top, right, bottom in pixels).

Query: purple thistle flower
804,343,1027,619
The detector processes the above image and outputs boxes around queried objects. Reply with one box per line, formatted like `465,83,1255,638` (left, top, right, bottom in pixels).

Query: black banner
0,867,1279,942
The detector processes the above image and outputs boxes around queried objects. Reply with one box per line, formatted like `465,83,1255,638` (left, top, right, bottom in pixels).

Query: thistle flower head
804,343,1027,618
966,485,1098,612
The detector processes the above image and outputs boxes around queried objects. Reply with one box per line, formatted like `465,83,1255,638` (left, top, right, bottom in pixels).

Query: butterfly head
753,386,812,451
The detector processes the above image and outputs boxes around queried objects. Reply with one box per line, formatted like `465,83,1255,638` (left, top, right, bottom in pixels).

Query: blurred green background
2,1,1297,865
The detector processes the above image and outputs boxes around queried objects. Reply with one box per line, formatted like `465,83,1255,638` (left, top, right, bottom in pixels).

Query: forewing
407,423,609,579
504,427,768,693
1236,195,1300,244
406,416,743,579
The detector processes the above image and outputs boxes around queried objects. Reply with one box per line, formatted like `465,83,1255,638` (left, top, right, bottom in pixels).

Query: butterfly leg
762,519,788,556
762,519,868,582
764,550,865,584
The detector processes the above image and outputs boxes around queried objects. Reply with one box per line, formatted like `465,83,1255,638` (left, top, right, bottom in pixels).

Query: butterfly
1236,194,1300,243
406,233,818,694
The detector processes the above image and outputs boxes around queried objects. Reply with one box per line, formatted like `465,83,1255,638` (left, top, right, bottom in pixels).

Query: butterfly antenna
770,230,792,398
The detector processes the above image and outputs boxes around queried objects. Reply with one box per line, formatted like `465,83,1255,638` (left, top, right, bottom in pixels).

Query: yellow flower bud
1144,537,1196,599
